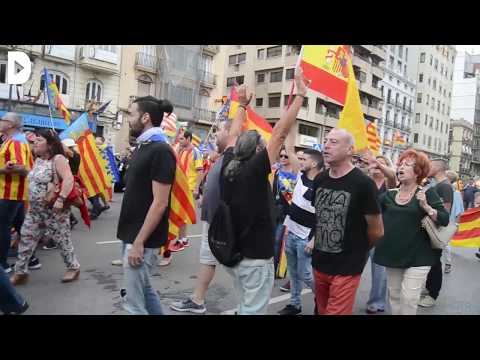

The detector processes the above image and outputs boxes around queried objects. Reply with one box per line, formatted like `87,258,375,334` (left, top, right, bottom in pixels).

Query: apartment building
379,45,416,163
450,51,480,177
449,119,474,179
0,45,121,145
221,45,386,149
407,45,456,159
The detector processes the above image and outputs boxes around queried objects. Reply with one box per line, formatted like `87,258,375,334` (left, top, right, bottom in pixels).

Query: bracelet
238,104,247,110
295,94,307,99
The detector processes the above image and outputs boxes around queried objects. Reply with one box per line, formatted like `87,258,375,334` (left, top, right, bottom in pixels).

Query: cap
62,138,76,148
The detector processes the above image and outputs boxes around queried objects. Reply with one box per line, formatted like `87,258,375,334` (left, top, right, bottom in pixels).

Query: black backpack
208,165,249,267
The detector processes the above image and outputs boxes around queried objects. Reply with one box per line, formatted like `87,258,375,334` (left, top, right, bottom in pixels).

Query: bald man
310,128,384,315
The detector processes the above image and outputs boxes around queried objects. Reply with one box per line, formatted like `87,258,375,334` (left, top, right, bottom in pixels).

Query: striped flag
299,45,351,105
393,130,406,145
191,133,201,148
366,121,381,155
44,68,71,125
227,86,273,142
59,113,112,199
451,207,480,247
161,112,177,138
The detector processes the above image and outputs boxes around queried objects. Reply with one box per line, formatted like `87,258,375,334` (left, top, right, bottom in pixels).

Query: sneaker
444,264,452,274
120,288,127,299
278,304,301,315
475,252,480,261
43,241,57,250
6,301,29,315
70,218,79,230
418,295,436,308
181,238,190,248
420,288,429,297
366,306,385,315
170,297,206,314
111,259,123,266
279,281,290,292
158,256,172,267
169,240,185,253
28,257,42,270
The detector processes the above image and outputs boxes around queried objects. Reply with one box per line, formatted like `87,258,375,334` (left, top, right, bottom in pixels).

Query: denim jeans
122,243,163,315
0,264,25,314
0,200,23,268
273,223,286,273
285,231,314,309
224,257,274,315
366,248,387,311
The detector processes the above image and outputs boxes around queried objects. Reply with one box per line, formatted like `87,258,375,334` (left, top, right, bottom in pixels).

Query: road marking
96,234,202,245
220,289,312,315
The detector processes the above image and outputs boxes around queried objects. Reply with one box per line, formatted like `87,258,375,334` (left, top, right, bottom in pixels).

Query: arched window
86,80,103,102
40,71,69,95
137,74,153,97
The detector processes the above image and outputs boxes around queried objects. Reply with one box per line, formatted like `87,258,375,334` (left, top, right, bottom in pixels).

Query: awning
0,110,68,130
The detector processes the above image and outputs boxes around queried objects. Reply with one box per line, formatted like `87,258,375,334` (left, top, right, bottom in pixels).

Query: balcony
385,120,393,127
78,46,119,74
372,64,384,79
198,70,216,88
370,45,387,61
202,45,220,55
0,45,42,56
135,52,158,74
194,107,216,124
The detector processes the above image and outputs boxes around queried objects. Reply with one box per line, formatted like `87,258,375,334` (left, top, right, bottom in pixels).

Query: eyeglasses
279,154,289,159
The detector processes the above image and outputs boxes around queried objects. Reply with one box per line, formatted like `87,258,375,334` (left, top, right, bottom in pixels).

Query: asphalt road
11,193,480,315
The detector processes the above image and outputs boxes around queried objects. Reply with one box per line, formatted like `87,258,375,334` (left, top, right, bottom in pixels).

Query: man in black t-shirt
419,158,453,308
220,69,311,315
116,96,176,315
311,128,383,315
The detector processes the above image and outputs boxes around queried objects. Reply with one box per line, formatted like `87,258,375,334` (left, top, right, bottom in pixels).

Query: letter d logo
8,51,32,85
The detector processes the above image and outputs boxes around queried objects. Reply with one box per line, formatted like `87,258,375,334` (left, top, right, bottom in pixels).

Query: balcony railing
194,107,216,123
385,120,393,127
198,70,216,87
202,45,220,54
135,52,158,72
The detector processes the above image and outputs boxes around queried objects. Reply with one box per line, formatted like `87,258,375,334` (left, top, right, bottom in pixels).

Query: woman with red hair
373,149,449,315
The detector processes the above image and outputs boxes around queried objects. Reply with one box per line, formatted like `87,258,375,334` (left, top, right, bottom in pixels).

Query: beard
129,123,144,139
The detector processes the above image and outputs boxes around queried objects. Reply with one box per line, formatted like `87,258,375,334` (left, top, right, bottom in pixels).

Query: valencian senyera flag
44,68,71,125
451,207,480,247
366,121,381,155
59,113,112,200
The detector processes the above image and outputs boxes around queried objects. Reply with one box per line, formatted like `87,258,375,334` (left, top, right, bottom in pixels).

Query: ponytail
133,96,173,127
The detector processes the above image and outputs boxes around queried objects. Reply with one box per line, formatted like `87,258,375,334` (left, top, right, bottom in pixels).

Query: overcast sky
456,45,480,54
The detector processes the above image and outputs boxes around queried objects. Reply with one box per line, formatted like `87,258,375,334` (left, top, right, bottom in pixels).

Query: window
315,98,325,114
256,73,265,83
391,45,396,53
434,138,438,150
414,133,419,143
430,116,434,128
285,68,294,80
96,45,117,53
431,97,435,110
433,79,437,90
405,47,408,61
229,53,246,65
417,92,422,103
266,46,282,58
168,84,193,108
442,103,445,114
403,96,407,109
268,93,281,107
0,62,6,84
257,49,265,59
386,110,390,122
284,95,308,108
299,124,319,137
415,113,420,124
426,94,429,105
428,136,432,147
434,58,438,70
395,93,399,105
398,45,403,58
423,134,426,145
41,72,69,95
437,100,440,112
137,74,153,97
389,56,394,68
404,65,407,75
409,99,412,110
419,73,424,82
420,52,426,63
256,98,263,107
425,114,428,126
436,119,439,130
440,121,443,132
226,76,244,87
357,71,367,82
397,60,402,73
270,70,282,83
387,89,392,103
428,77,431,86
430,55,433,65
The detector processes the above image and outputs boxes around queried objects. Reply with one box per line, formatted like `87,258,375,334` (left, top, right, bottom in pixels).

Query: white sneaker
158,256,172,267
111,259,123,266
418,295,436,308
181,237,190,248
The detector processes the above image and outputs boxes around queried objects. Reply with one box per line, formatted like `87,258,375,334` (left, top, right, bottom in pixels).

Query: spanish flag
228,87,273,142
300,45,350,105
451,207,480,247
337,58,369,153
366,121,381,155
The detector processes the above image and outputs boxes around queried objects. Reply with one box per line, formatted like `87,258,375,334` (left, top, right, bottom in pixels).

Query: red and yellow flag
393,130,406,145
300,45,351,105
451,207,480,247
366,121,381,155
228,87,273,142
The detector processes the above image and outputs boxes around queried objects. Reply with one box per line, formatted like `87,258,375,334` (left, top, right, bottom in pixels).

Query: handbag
45,156,85,209
421,215,457,250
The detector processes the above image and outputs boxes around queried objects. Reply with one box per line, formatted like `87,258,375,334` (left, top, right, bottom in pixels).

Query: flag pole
43,68,56,131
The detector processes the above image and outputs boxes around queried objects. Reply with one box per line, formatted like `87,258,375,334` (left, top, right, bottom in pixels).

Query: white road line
220,289,312,315
96,234,202,245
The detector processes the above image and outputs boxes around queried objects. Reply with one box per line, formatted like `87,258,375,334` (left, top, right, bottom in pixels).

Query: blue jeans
0,200,23,268
225,257,274,315
0,265,25,314
273,223,286,273
367,248,387,311
122,244,163,315
285,231,314,308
